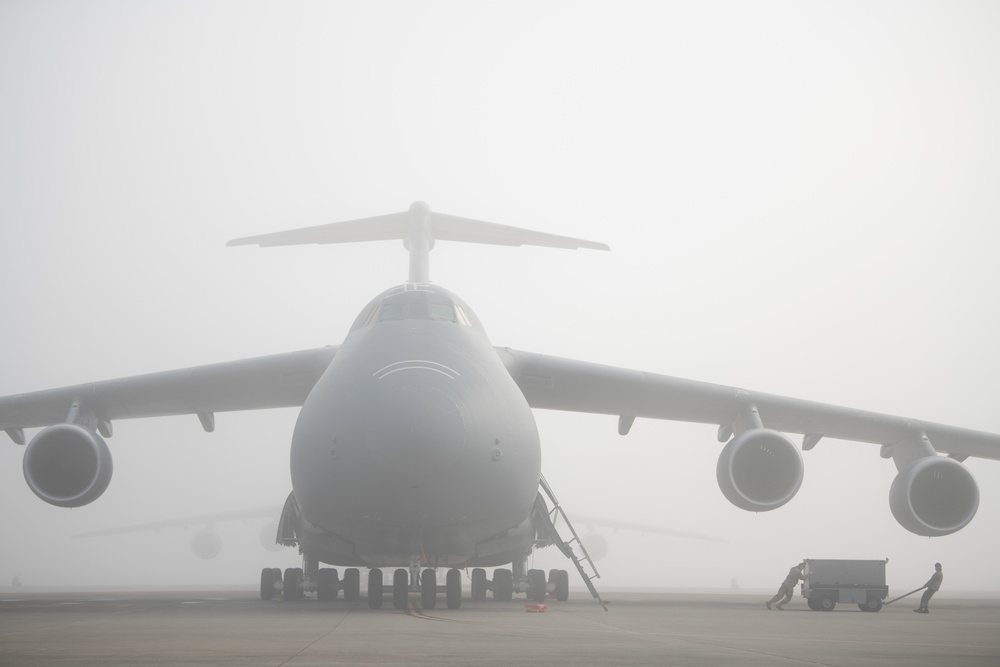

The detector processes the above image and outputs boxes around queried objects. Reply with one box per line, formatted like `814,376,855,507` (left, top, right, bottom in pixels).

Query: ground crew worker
914,563,943,613
766,562,806,610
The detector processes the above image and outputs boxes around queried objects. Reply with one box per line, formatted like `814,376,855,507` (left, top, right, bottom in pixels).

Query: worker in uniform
766,562,806,610
914,563,943,613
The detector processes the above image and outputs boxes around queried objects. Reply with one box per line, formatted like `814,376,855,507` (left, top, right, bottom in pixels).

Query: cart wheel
819,594,836,611
859,596,883,612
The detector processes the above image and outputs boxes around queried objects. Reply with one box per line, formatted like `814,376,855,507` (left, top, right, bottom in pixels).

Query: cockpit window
350,285,481,331
375,294,462,324
454,304,473,327
378,303,406,321
361,304,381,327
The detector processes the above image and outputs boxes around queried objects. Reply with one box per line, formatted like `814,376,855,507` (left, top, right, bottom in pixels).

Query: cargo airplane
3,202,998,609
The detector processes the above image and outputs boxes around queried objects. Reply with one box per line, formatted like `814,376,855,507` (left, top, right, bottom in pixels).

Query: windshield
349,284,483,333
379,300,457,322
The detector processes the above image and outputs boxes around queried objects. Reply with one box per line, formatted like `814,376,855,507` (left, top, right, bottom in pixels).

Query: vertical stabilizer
405,201,432,283
227,201,609,283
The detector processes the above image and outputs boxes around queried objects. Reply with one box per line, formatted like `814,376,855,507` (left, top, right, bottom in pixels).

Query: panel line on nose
373,360,461,380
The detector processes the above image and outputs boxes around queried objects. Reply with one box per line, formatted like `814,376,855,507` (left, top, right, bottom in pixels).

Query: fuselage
289,284,541,567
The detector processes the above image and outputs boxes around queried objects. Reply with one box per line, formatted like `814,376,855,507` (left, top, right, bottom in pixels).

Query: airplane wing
70,505,287,561
497,347,1000,461
0,346,338,440
498,347,999,537
72,506,279,539
566,513,727,543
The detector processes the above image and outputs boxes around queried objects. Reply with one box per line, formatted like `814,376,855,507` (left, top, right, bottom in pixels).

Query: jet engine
191,531,223,559
889,456,979,536
579,532,608,562
716,428,803,512
22,424,113,508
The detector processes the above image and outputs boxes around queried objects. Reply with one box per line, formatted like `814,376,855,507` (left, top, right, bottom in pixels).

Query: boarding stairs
533,474,607,610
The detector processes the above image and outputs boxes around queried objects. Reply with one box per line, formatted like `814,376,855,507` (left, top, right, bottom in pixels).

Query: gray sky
1,1,998,593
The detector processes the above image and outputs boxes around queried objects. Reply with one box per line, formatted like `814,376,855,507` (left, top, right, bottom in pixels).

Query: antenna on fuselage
227,201,609,283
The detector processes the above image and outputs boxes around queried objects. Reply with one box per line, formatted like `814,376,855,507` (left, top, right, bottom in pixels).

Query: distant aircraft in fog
3,202,998,609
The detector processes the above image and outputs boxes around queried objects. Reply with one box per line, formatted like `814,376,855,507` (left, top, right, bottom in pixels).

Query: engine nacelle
579,532,609,562
889,456,979,536
23,424,113,508
717,428,803,512
191,531,223,560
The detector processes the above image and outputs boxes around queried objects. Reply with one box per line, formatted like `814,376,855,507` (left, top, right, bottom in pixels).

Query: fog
1,1,998,594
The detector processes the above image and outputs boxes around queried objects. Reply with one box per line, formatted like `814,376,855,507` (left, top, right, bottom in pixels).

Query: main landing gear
259,557,465,610
260,559,570,608
469,563,571,602
259,555,362,602
388,558,464,610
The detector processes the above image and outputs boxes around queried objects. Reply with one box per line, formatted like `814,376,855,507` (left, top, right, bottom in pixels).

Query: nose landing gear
389,559,464,610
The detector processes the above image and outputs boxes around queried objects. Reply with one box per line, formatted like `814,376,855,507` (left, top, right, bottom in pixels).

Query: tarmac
1,588,998,666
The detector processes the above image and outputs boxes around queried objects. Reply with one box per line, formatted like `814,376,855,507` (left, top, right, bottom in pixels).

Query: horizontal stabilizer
227,213,410,248
227,203,609,251
430,213,609,250
228,201,608,283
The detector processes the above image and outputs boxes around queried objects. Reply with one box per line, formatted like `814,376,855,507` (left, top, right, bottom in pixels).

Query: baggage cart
801,558,888,612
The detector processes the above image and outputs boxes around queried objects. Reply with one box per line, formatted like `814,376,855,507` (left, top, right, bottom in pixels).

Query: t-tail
227,201,609,283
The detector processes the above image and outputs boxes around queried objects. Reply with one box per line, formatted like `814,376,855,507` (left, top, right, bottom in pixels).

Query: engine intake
191,531,223,560
717,428,803,512
23,424,113,508
889,456,979,536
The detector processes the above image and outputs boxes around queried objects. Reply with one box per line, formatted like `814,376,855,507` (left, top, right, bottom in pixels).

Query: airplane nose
365,384,466,479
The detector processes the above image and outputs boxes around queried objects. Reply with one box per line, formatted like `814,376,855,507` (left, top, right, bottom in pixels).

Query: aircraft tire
368,568,383,609
527,569,546,602
860,596,883,612
260,568,275,600
555,569,569,602
283,568,303,601
421,569,437,608
446,568,462,609
471,568,487,600
392,569,408,609
317,568,339,601
493,568,513,601
343,568,360,601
